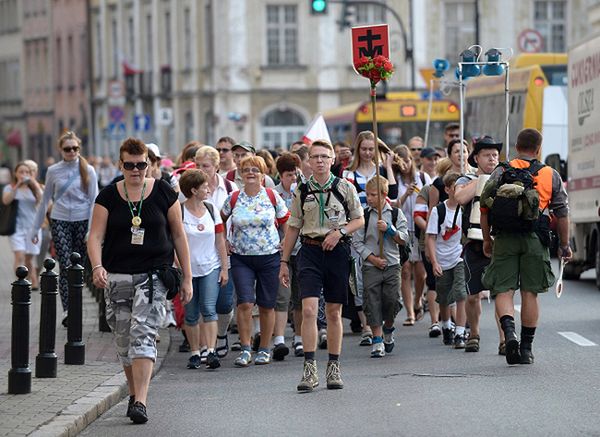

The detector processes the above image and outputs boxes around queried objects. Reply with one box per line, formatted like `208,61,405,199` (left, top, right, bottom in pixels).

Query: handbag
0,198,18,236
150,265,182,302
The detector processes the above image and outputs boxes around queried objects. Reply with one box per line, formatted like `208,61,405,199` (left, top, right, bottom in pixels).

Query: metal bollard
64,252,85,365
36,258,58,378
8,266,32,394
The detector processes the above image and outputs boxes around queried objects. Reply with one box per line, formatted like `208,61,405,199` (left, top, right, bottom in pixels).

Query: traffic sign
108,122,126,140
156,107,173,126
134,114,151,132
518,29,544,53
108,80,126,106
109,106,124,123
351,24,389,69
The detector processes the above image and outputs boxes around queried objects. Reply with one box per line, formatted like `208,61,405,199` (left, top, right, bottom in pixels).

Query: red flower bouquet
354,55,394,87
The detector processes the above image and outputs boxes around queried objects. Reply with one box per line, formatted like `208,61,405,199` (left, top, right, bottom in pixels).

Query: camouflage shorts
105,272,167,366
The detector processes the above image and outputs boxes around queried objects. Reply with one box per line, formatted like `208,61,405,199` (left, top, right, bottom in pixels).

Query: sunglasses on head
122,161,149,171
62,146,80,153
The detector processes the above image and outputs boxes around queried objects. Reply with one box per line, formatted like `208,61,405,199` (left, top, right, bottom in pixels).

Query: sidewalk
0,237,171,436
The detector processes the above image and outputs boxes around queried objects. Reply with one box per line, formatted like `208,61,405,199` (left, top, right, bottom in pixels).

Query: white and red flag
302,113,331,145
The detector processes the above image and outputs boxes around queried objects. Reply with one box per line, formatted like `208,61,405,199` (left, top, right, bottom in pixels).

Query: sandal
216,335,229,358
360,331,373,346
498,341,506,356
414,306,424,322
465,335,480,353
403,318,415,326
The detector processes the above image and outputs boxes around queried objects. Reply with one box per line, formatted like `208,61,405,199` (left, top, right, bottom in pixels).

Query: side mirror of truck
545,153,567,181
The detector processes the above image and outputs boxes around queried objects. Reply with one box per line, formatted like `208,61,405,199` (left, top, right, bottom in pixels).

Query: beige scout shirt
287,177,363,239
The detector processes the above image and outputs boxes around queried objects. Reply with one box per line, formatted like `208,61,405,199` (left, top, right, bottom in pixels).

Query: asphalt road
82,266,600,437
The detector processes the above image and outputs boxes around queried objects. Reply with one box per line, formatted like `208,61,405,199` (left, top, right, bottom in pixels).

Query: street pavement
82,263,600,437
0,236,169,436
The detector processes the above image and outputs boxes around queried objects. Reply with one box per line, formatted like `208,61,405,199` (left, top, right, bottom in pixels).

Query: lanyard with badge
124,180,146,245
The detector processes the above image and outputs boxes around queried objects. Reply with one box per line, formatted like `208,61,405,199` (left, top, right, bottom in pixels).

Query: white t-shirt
183,202,224,277
426,200,463,270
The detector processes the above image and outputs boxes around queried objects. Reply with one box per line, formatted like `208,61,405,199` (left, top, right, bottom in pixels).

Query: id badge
131,227,145,245
327,213,340,230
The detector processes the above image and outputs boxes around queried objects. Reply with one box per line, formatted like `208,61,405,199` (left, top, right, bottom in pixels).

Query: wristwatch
339,228,348,237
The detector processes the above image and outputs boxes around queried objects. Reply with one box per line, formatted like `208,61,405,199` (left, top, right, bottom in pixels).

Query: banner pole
370,85,384,257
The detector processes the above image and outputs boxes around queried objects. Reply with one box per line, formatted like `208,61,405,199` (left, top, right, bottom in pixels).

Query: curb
29,328,172,437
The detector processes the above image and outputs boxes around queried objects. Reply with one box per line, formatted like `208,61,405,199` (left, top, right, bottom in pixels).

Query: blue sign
109,107,124,123
108,122,126,140
134,114,151,132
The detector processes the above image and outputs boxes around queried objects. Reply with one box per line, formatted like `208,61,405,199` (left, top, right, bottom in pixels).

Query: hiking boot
234,350,252,367
465,335,480,353
129,401,148,424
383,327,395,353
318,329,328,350
272,343,289,361
126,395,135,417
326,360,344,389
187,354,201,369
297,359,319,392
205,352,221,370
442,327,454,345
453,333,466,349
292,340,304,357
255,350,271,365
371,342,385,358
429,323,442,338
520,343,534,364
252,333,261,352
360,330,373,346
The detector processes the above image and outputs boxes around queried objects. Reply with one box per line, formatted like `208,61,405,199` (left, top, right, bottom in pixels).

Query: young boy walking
353,177,409,357
425,173,468,348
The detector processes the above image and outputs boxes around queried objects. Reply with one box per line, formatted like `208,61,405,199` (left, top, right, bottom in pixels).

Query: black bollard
8,266,32,394
65,252,85,365
36,258,58,378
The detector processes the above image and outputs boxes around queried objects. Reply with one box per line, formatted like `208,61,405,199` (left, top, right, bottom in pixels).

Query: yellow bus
464,53,568,160
323,92,459,148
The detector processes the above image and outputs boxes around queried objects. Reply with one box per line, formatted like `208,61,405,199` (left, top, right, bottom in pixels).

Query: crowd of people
0,122,572,424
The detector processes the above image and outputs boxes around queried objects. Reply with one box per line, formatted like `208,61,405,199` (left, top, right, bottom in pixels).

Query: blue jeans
216,269,234,314
185,268,221,324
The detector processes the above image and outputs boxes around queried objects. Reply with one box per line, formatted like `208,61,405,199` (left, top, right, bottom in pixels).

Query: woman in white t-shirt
2,162,43,287
179,169,228,371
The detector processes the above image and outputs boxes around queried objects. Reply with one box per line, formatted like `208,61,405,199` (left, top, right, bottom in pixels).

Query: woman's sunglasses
122,161,149,171
62,146,80,153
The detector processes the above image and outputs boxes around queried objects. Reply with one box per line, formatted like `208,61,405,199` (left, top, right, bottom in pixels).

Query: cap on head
146,143,162,158
420,147,440,159
232,141,256,154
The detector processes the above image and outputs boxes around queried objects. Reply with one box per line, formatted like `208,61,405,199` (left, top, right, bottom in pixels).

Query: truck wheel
563,263,581,281
596,244,600,290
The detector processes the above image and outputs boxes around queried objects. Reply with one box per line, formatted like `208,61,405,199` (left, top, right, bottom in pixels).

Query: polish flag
302,113,331,145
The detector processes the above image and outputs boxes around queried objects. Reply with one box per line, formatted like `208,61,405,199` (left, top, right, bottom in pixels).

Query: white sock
442,319,453,329
217,311,234,336
191,350,200,357
207,347,215,354
455,326,465,336
294,335,302,344
273,335,284,345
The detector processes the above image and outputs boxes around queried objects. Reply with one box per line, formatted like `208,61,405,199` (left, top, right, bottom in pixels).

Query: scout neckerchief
124,180,147,228
308,173,335,227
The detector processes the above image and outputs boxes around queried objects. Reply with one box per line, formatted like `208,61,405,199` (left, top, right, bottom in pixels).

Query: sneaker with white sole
187,354,201,369
234,350,252,367
371,342,385,358
255,350,271,365
383,327,395,353
429,323,442,338
292,340,304,357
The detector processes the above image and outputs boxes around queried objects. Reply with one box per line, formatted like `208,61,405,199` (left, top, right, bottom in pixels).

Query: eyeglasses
122,161,149,171
241,167,261,174
309,154,332,161
216,148,231,153
62,146,80,153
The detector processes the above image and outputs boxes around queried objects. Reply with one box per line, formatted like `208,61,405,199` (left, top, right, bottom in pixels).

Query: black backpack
435,202,461,235
363,206,410,265
486,160,545,234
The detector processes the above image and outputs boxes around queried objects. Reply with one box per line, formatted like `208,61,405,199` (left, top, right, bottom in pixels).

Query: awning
6,129,22,147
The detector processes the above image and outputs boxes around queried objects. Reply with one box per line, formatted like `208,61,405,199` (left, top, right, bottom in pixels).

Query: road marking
558,332,597,347
514,304,521,313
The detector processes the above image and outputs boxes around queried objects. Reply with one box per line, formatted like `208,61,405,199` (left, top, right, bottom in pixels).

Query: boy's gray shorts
362,264,402,327
435,261,467,307
105,272,167,366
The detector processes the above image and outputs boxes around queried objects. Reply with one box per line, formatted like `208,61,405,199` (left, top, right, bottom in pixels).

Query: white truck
564,32,600,288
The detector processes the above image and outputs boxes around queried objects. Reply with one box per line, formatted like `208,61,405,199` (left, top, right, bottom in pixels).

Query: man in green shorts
480,128,572,365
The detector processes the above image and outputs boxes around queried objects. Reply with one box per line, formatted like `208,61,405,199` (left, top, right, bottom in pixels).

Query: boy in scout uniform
279,140,364,392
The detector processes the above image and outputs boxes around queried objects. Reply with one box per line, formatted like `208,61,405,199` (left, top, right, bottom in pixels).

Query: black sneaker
205,352,221,369
126,395,135,417
292,340,304,357
179,338,190,353
129,401,148,424
252,333,261,352
187,354,201,369
453,333,466,349
442,328,454,345
272,343,290,361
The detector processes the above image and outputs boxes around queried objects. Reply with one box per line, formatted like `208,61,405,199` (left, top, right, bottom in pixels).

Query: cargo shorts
482,232,555,295
105,272,167,366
